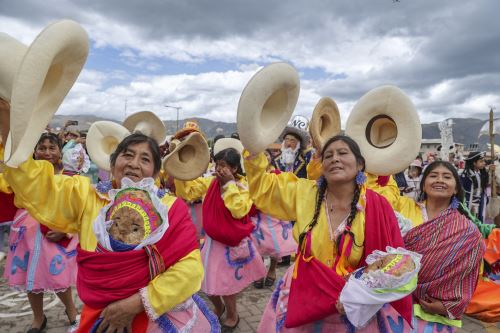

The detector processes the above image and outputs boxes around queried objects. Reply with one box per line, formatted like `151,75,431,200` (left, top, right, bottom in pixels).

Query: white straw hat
0,20,89,167
345,85,421,175
237,62,300,154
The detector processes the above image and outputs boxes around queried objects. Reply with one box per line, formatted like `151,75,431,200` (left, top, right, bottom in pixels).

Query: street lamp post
164,105,182,131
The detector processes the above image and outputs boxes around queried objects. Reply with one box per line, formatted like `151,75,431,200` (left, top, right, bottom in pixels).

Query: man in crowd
272,115,313,179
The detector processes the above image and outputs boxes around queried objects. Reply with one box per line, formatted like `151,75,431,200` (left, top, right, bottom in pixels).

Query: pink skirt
250,211,297,258
258,265,456,333
4,209,78,292
146,295,220,332
187,201,205,241
201,236,266,296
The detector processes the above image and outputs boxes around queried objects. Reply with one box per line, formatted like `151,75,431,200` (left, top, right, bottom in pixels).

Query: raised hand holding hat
237,62,300,154
0,20,89,167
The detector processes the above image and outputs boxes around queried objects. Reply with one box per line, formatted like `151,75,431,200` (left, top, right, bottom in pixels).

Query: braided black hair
299,176,327,247
298,135,365,249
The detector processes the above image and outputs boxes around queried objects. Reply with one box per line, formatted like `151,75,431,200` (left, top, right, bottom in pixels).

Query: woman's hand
335,300,346,315
419,296,448,316
96,293,144,333
45,231,67,243
216,166,235,186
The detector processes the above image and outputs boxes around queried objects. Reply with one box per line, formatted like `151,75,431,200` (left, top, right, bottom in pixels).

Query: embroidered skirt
250,211,297,259
4,209,78,292
201,236,266,296
257,265,456,333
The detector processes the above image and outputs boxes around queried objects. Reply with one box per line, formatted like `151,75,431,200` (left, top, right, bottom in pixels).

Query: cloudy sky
2,0,500,126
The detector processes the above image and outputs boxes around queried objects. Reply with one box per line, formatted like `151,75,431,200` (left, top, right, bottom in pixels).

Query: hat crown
162,132,210,180
288,115,309,131
0,33,28,101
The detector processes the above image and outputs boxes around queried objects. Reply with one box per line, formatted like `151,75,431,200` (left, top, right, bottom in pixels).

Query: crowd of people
0,20,498,333
0,105,498,332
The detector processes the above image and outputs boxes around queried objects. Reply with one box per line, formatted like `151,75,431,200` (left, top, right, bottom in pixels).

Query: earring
355,170,366,186
450,195,460,210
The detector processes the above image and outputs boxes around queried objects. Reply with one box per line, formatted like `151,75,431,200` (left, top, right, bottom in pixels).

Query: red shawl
404,209,485,319
76,198,198,309
202,178,255,246
286,189,413,327
0,192,17,225
361,189,413,326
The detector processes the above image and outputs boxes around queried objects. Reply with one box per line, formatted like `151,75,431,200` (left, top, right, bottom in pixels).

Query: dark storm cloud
2,0,499,120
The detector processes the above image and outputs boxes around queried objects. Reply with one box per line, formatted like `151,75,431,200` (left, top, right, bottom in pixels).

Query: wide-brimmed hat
123,111,166,144
345,85,421,176
309,97,341,150
86,121,130,171
213,137,245,172
279,115,310,147
0,20,89,167
162,132,210,180
465,151,485,161
237,62,300,154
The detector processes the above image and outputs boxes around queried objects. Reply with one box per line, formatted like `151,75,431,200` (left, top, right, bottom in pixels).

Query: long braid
298,176,327,248
335,182,362,248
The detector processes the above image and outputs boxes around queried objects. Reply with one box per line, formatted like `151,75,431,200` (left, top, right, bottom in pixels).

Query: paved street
1,263,498,332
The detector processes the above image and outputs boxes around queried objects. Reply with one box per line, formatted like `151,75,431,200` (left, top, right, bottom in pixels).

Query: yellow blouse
366,174,424,227
244,152,365,273
0,173,12,194
175,175,253,219
3,157,203,318
306,156,322,180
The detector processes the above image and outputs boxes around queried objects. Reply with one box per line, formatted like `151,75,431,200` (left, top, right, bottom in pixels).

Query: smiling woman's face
422,165,457,202
111,142,156,187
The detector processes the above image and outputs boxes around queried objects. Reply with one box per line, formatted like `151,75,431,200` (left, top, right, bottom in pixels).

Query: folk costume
245,152,412,333
1,163,78,294
371,176,486,331
175,175,267,296
3,158,219,333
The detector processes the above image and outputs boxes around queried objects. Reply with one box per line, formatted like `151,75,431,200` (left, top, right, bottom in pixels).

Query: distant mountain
421,118,497,150
52,115,494,148
50,115,237,138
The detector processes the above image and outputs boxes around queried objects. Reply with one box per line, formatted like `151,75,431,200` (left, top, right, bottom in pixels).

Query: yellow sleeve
366,173,424,227
3,157,98,234
222,178,253,219
0,173,12,193
174,176,214,202
142,249,204,318
244,151,304,222
306,156,322,180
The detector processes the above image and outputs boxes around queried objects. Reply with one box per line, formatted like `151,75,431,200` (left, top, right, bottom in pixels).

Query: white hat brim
86,121,131,171
213,137,245,172
4,20,89,167
237,62,300,154
163,132,210,180
345,85,421,176
309,97,341,151
123,111,166,144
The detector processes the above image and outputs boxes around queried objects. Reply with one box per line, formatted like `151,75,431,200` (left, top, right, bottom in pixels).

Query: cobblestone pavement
1,262,498,333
